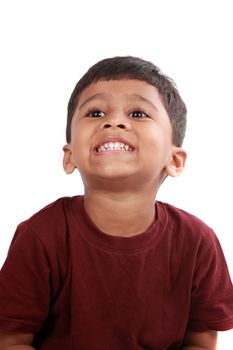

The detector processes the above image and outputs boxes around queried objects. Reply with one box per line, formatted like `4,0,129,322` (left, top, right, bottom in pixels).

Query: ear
63,145,76,174
165,147,187,177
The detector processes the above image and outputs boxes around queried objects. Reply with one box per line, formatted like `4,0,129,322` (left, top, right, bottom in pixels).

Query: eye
87,109,105,118
129,110,149,119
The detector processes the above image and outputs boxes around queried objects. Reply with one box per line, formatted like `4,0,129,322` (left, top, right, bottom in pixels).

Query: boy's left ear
63,145,76,174
165,147,187,177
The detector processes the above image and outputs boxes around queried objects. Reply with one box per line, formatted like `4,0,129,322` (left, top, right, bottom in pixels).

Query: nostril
117,124,126,129
102,122,126,129
103,124,112,128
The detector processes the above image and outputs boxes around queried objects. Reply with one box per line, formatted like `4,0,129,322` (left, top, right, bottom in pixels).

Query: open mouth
95,141,134,153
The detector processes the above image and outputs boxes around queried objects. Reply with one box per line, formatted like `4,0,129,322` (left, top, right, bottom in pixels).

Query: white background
0,0,232,347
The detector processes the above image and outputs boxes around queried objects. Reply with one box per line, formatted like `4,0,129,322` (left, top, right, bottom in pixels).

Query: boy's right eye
87,110,105,118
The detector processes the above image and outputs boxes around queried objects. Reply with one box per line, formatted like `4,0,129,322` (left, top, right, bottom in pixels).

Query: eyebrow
130,94,159,111
78,93,108,110
78,92,159,111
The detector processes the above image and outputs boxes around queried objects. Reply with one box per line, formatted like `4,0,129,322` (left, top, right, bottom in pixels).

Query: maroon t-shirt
0,196,232,349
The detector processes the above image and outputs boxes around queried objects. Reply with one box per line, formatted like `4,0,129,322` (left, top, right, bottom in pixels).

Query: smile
96,142,134,153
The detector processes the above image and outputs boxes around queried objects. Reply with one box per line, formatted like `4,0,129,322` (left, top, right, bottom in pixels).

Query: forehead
76,79,166,112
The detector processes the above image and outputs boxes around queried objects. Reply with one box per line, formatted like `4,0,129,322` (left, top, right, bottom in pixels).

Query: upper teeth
97,142,132,152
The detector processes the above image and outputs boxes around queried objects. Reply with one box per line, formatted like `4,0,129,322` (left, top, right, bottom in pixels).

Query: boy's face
63,79,186,191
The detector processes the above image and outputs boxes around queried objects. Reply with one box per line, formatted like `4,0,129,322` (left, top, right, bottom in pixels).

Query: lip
93,136,136,153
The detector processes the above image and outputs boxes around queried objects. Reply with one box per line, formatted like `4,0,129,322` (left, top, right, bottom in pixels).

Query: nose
102,122,126,129
100,113,131,130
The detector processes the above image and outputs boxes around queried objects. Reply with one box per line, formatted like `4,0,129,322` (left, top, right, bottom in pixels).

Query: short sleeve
0,223,51,333
188,230,233,331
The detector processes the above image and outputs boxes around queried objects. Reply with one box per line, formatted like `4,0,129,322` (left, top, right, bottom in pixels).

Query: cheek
141,129,172,162
71,122,88,147
71,134,92,170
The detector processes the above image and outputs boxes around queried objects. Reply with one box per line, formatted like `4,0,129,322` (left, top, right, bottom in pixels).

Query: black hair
66,56,187,146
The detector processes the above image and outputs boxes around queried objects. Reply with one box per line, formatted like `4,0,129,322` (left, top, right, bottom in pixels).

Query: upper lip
93,136,135,151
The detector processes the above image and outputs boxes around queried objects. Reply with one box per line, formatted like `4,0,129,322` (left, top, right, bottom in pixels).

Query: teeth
99,145,105,152
97,142,133,152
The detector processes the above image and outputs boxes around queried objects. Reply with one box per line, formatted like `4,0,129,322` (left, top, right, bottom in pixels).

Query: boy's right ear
63,145,76,174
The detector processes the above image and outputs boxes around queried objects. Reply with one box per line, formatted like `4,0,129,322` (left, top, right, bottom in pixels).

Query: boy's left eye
129,110,149,119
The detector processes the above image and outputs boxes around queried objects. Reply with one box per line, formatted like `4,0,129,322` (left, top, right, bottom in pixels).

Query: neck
83,189,157,237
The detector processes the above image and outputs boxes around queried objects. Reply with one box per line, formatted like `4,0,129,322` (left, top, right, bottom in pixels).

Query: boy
0,56,232,349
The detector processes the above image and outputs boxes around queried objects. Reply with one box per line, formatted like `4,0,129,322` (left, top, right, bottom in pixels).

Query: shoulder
13,195,83,249
158,201,210,227
156,201,220,256
21,195,82,227
24,196,77,222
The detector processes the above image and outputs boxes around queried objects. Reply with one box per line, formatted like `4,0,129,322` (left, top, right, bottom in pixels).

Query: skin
0,79,217,349
0,332,34,349
63,79,186,236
